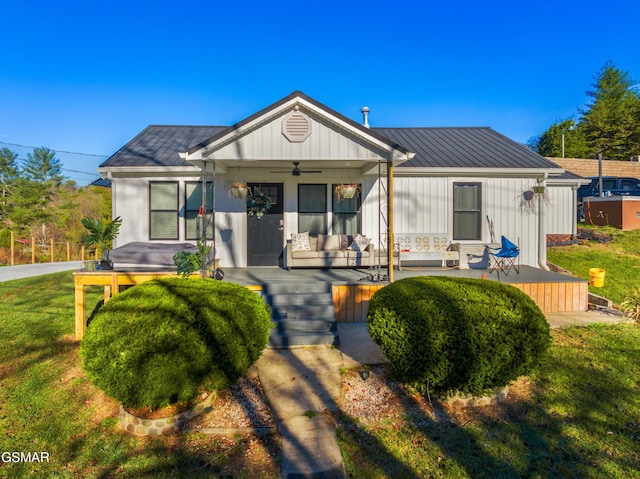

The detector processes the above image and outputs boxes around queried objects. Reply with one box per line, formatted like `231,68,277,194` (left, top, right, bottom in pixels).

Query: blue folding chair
488,235,520,276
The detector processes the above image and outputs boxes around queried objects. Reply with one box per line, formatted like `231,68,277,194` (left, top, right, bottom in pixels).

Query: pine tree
0,147,19,224
7,147,65,237
581,63,640,160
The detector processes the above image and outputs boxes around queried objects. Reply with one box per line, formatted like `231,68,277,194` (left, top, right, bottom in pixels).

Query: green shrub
367,276,551,396
80,277,271,409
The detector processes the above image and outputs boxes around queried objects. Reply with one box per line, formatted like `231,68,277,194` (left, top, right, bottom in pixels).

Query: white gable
183,95,411,169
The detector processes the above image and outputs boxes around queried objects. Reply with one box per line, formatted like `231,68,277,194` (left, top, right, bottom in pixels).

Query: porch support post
201,164,206,278
211,160,216,271
538,174,549,271
387,156,394,282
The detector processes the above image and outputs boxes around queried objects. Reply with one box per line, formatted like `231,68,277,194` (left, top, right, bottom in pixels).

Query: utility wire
0,140,109,158
1,141,107,182
13,156,101,178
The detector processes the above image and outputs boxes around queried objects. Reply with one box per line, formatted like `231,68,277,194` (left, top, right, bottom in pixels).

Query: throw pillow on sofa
339,234,354,250
291,231,311,251
348,234,370,252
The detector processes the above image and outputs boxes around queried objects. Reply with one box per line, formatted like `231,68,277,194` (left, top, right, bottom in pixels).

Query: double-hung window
185,182,214,240
332,184,361,235
453,182,481,240
149,182,179,240
298,184,327,235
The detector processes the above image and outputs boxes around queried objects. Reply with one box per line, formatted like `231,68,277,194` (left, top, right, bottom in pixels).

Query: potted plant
229,182,249,199
173,239,211,277
81,216,122,270
335,183,360,201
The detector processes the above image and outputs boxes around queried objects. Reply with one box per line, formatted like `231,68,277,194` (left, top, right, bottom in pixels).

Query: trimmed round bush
367,276,551,396
80,277,271,409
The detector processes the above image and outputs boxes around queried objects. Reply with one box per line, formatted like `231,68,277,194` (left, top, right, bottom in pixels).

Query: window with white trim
149,182,179,240
453,182,481,240
298,184,327,236
332,184,361,235
185,182,214,240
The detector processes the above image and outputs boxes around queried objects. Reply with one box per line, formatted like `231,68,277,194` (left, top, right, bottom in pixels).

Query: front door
247,183,284,266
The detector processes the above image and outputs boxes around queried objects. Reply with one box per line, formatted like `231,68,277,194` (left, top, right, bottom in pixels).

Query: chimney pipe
361,106,370,128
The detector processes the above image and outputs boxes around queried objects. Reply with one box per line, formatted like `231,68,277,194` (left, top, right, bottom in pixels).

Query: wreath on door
247,190,272,219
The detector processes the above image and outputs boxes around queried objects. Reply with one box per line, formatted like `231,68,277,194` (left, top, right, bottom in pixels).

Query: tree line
528,62,640,161
0,146,110,256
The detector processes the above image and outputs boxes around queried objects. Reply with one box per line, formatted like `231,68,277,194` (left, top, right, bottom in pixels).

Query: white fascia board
176,155,228,174
385,167,565,177
547,177,591,186
98,165,202,176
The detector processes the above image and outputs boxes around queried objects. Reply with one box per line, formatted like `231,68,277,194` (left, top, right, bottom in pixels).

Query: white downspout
571,184,578,237
538,174,550,270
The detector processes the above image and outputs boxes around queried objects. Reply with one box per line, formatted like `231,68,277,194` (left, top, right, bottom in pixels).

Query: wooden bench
395,233,460,269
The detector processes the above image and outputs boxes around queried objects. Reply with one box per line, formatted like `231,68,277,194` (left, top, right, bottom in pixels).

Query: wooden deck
221,265,588,318
74,265,588,339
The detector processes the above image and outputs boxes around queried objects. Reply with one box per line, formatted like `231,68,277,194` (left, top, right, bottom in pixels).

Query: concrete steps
264,283,339,348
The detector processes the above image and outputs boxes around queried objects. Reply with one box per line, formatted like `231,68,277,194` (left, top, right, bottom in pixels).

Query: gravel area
189,376,276,430
338,366,409,423
186,363,530,434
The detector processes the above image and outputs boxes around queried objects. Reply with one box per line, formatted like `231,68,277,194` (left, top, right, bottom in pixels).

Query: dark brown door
247,183,284,266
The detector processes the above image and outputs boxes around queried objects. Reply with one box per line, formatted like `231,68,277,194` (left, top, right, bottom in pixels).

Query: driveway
0,261,83,282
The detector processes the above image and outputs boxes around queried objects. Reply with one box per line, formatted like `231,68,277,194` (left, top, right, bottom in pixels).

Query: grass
0,272,279,478
2,234,640,477
548,227,640,305
335,227,640,478
337,324,640,478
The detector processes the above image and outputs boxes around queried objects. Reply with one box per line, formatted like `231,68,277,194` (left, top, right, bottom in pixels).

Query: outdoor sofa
285,233,374,269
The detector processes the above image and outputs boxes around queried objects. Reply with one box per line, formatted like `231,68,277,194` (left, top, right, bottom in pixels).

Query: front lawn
0,272,279,478
548,227,640,305
1,267,639,478
337,323,640,478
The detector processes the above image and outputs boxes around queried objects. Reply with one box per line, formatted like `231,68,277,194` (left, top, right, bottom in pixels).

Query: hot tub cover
108,242,198,268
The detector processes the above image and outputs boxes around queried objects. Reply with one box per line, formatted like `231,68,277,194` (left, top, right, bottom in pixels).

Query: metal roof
99,93,561,172
101,124,562,172
372,127,562,170
100,125,226,168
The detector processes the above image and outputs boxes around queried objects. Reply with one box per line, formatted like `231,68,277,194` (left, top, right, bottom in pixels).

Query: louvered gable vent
282,109,311,143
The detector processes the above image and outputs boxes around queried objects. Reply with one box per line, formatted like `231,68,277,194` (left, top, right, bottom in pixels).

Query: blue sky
1,0,639,185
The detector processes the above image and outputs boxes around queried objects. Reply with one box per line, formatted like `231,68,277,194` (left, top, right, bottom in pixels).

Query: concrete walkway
256,347,347,478
254,322,388,479
0,261,83,282
256,310,629,478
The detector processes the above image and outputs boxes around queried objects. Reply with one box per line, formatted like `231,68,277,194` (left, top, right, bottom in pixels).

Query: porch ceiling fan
270,161,323,176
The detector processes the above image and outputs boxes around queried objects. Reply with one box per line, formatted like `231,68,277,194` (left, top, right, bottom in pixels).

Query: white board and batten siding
361,176,545,268
114,172,560,268
545,185,577,236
